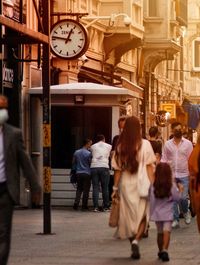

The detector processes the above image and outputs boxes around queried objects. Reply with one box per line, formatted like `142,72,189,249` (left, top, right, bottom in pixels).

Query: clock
50,19,89,60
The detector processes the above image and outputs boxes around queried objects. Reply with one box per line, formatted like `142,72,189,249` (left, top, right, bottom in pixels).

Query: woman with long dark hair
111,116,156,260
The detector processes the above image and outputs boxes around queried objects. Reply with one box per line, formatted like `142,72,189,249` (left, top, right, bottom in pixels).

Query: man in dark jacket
0,95,41,265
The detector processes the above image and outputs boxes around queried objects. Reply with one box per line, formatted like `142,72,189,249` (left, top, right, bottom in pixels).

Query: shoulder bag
109,193,120,227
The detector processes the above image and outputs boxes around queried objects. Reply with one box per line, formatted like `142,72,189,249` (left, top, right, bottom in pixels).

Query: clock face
50,19,89,60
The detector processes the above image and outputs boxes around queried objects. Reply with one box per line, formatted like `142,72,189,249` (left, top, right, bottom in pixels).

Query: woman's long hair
115,116,142,174
154,162,172,198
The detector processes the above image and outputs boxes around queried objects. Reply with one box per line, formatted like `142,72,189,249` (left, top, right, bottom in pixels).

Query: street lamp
81,13,132,28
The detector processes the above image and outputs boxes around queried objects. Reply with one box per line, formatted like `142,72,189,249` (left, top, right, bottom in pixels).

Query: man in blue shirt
72,138,92,211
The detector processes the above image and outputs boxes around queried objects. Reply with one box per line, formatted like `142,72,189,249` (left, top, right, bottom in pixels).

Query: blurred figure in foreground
0,95,41,265
188,133,200,232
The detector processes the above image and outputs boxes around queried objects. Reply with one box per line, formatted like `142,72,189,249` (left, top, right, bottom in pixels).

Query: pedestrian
111,115,127,153
0,94,41,265
72,138,92,211
143,125,162,238
111,116,156,260
90,134,112,212
150,162,182,262
109,115,127,203
188,132,200,232
161,121,193,228
148,126,162,164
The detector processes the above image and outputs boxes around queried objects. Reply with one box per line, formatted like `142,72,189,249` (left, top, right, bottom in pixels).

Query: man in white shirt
90,134,112,212
161,122,193,228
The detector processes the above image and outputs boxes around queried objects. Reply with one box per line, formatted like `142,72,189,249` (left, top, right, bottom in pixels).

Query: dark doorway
51,106,112,168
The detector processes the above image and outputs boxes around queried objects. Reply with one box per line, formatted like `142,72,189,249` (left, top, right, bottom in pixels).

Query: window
193,38,200,71
149,0,158,17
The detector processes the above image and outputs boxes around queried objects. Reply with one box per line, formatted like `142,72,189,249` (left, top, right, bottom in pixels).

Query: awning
28,82,140,98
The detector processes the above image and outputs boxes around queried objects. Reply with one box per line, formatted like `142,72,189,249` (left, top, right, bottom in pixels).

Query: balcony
99,0,144,66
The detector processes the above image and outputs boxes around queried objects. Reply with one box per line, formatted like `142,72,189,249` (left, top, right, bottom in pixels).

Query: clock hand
52,36,71,41
65,29,73,44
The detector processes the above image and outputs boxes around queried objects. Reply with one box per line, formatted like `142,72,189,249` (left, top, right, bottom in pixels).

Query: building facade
2,0,200,206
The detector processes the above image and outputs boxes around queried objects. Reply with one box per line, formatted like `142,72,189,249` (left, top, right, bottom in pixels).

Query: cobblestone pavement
8,208,200,265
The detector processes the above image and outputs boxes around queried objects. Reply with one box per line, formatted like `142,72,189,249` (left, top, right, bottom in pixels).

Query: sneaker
161,251,170,262
103,207,111,212
172,220,180,228
184,211,191,225
131,243,140,260
93,208,100,212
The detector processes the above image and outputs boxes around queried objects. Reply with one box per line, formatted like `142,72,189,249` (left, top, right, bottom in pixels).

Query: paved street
8,208,200,265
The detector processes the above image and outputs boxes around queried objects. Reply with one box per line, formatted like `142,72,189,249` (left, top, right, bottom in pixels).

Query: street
9,208,200,265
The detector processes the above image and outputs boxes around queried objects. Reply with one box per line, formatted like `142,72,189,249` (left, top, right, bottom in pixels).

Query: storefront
29,82,141,205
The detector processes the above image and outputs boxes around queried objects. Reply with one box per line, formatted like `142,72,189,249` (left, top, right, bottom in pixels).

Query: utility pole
42,0,51,234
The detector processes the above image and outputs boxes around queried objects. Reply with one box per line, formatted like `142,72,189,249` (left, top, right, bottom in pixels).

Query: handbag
109,193,120,227
137,148,150,198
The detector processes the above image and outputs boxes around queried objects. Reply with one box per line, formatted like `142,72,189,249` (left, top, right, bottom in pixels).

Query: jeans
174,176,189,221
74,173,91,208
91,167,110,209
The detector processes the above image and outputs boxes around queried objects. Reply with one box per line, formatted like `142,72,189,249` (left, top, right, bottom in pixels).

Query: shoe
93,207,100,212
172,220,180,228
158,251,163,259
184,211,191,225
161,251,170,262
73,204,78,210
131,243,140,260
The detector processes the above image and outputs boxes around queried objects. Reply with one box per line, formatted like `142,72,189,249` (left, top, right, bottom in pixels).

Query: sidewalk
8,208,200,265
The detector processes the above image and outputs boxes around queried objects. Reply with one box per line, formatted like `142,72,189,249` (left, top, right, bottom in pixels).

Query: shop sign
3,64,14,88
160,103,176,119
3,0,21,22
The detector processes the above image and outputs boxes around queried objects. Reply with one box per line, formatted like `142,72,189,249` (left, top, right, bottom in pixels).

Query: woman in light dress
111,116,156,259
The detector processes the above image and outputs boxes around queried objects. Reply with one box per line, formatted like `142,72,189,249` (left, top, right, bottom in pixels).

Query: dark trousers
0,189,14,265
74,173,91,208
91,167,110,209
